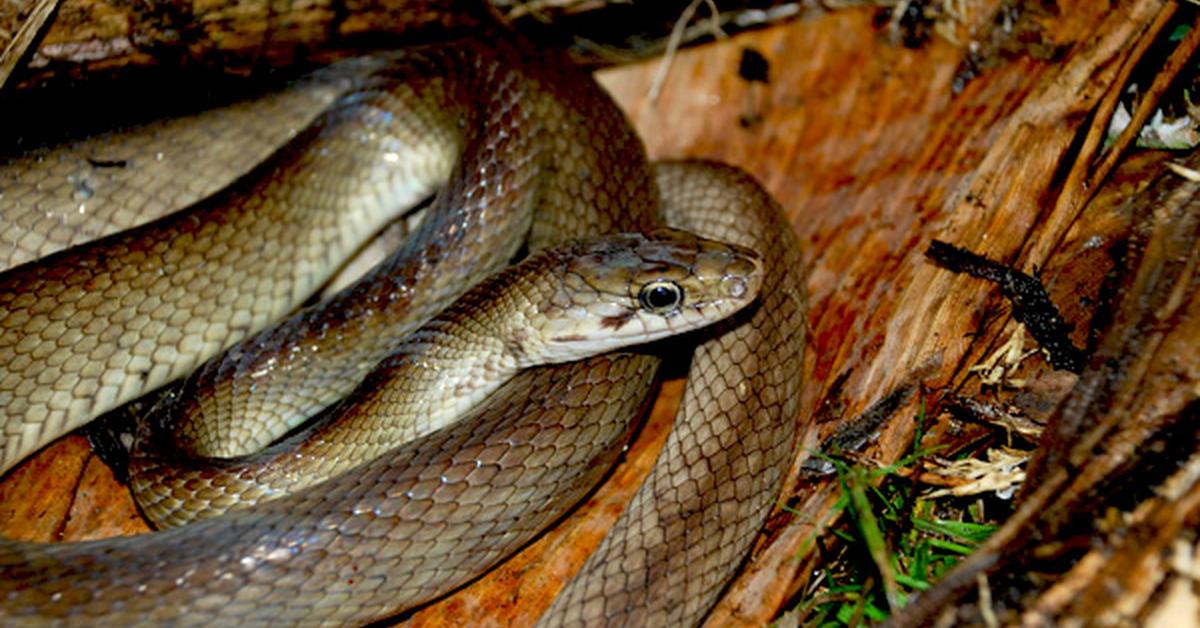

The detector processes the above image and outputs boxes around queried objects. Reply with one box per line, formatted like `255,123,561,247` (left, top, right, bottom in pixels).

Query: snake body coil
131,229,762,528
0,21,805,628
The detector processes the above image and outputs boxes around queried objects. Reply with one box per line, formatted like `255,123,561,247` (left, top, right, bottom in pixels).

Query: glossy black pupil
642,283,680,310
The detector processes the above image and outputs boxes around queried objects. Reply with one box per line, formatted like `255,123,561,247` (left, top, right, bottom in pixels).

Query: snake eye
638,281,683,314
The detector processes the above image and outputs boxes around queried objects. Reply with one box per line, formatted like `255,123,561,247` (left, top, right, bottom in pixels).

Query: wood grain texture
889,142,1200,627
0,0,484,86
0,435,144,542
405,1,1174,622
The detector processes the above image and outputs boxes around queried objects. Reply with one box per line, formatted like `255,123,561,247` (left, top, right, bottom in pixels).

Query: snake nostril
723,276,747,299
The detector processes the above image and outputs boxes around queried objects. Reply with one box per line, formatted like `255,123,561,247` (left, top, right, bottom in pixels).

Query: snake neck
144,42,613,462
292,255,560,457
369,315,529,431
132,256,548,528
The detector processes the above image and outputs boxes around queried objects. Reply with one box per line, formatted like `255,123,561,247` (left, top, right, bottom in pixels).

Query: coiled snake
0,14,805,628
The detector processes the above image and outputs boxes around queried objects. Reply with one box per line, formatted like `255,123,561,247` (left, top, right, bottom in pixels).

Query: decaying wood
0,0,819,89
888,145,1200,628
409,0,1193,623
0,0,486,88
0,0,59,90
0,0,1198,625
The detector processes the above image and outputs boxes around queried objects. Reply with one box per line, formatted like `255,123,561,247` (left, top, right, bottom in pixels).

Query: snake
129,228,761,528
0,9,806,628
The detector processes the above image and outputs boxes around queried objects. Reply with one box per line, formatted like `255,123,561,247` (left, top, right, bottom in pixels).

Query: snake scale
0,6,806,626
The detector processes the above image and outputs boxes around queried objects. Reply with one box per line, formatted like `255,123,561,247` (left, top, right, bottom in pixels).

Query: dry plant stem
1089,7,1200,187
1087,8,1200,192
0,0,59,90
648,0,724,103
502,0,607,20
887,0,914,34
976,573,998,628
1025,3,1182,268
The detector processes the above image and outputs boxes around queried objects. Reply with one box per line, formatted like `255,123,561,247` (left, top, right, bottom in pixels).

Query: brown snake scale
0,8,806,627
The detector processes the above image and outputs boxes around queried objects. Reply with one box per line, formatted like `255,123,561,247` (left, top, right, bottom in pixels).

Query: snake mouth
548,294,756,349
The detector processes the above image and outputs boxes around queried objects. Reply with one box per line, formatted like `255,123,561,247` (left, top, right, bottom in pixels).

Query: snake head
523,228,763,365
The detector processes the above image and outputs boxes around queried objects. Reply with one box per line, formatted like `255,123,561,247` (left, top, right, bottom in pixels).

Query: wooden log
0,0,485,87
